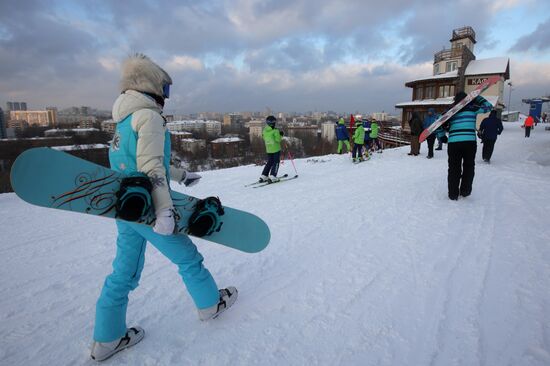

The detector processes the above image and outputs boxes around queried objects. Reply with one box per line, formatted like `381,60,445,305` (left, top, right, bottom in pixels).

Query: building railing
451,26,476,41
434,45,475,64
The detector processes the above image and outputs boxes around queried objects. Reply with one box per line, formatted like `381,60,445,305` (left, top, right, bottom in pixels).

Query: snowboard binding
186,196,225,237
115,174,153,222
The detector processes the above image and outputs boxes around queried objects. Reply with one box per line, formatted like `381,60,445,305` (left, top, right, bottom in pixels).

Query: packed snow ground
1,122,550,365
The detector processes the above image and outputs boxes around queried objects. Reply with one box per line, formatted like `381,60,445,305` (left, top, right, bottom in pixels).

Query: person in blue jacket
335,117,351,154
478,110,503,163
90,54,237,362
423,108,438,159
444,91,493,200
362,118,372,152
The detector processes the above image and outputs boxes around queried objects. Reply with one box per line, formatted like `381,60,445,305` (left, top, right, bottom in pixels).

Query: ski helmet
266,115,277,126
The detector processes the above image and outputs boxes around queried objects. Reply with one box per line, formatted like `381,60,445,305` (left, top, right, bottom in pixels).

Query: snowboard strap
186,196,225,237
115,174,153,222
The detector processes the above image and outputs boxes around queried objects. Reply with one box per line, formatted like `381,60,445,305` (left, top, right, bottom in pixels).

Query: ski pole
287,150,298,176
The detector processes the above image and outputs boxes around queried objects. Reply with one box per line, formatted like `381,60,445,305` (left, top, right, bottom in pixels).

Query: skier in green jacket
259,115,283,183
369,119,382,152
352,122,365,162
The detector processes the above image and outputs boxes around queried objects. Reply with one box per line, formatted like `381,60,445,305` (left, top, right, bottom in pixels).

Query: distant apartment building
223,113,242,127
248,120,264,141
321,122,336,141
210,137,244,159
10,109,58,127
6,101,27,111
395,26,510,130
57,114,96,126
79,119,97,129
166,120,222,136
7,119,29,131
371,112,388,121
286,125,318,138
101,119,117,134
170,132,205,154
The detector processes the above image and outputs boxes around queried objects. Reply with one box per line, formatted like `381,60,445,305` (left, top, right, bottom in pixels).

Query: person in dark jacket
444,91,493,200
408,112,422,156
422,108,438,158
478,110,503,163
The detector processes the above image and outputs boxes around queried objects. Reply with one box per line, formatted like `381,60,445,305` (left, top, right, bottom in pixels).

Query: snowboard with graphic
10,148,270,253
419,75,501,143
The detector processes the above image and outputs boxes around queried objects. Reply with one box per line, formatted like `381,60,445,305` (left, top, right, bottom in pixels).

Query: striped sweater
447,96,493,143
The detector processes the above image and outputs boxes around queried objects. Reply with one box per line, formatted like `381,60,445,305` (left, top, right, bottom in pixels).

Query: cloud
167,56,204,71
0,0,548,114
509,17,550,52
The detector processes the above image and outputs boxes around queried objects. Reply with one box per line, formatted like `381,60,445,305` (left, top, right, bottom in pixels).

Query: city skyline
1,0,549,115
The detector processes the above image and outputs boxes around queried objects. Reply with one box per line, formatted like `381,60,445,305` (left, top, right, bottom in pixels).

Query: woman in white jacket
91,54,237,362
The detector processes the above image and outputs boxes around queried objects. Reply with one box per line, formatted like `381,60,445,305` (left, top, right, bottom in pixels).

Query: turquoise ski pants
93,221,219,342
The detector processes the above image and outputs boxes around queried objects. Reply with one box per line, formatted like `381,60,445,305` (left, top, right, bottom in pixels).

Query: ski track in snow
1,122,550,365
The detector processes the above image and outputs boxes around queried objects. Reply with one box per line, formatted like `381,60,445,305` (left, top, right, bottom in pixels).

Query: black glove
279,130,284,136
441,135,448,144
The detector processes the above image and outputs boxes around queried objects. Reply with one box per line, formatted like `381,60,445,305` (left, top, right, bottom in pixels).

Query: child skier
423,108,438,159
259,115,283,183
352,120,365,162
369,118,382,152
335,117,351,154
362,118,372,158
91,54,237,362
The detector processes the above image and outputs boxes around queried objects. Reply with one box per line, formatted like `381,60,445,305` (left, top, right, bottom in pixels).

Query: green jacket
353,124,365,144
370,122,379,138
262,125,282,153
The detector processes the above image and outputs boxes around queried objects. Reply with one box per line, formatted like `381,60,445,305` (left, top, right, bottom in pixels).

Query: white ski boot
268,175,280,183
198,287,238,321
259,175,268,183
91,327,144,362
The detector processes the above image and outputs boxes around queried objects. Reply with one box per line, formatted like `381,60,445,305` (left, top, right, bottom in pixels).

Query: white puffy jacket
112,90,186,213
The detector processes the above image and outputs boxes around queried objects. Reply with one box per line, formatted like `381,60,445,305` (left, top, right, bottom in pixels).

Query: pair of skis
245,174,299,188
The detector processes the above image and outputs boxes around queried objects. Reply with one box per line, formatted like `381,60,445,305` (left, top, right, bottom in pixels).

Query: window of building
438,85,456,98
434,64,439,75
446,61,458,72
425,86,435,99
415,87,424,100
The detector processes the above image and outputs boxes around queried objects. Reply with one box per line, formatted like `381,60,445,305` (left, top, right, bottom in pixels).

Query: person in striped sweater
444,91,493,200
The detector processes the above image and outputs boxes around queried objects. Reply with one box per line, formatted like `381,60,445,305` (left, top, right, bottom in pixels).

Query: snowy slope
1,122,550,365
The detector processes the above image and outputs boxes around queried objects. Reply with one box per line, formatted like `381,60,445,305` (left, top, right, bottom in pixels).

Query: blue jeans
93,221,219,342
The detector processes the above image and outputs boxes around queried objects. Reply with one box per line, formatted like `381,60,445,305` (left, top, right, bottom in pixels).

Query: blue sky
1,0,549,115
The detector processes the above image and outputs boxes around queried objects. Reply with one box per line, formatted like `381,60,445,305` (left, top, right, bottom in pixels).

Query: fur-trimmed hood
120,53,172,98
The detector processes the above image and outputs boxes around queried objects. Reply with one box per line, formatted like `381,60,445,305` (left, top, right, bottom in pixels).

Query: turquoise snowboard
10,147,270,253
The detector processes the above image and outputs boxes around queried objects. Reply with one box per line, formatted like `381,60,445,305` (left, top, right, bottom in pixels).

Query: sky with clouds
1,0,549,115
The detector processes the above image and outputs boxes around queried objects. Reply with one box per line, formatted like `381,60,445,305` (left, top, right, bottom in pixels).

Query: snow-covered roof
465,57,509,76
395,97,455,107
406,70,458,84
395,95,499,108
211,137,244,143
52,144,109,151
45,128,99,133
170,131,193,135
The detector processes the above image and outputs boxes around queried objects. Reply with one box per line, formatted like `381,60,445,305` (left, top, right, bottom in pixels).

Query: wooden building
395,27,510,131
